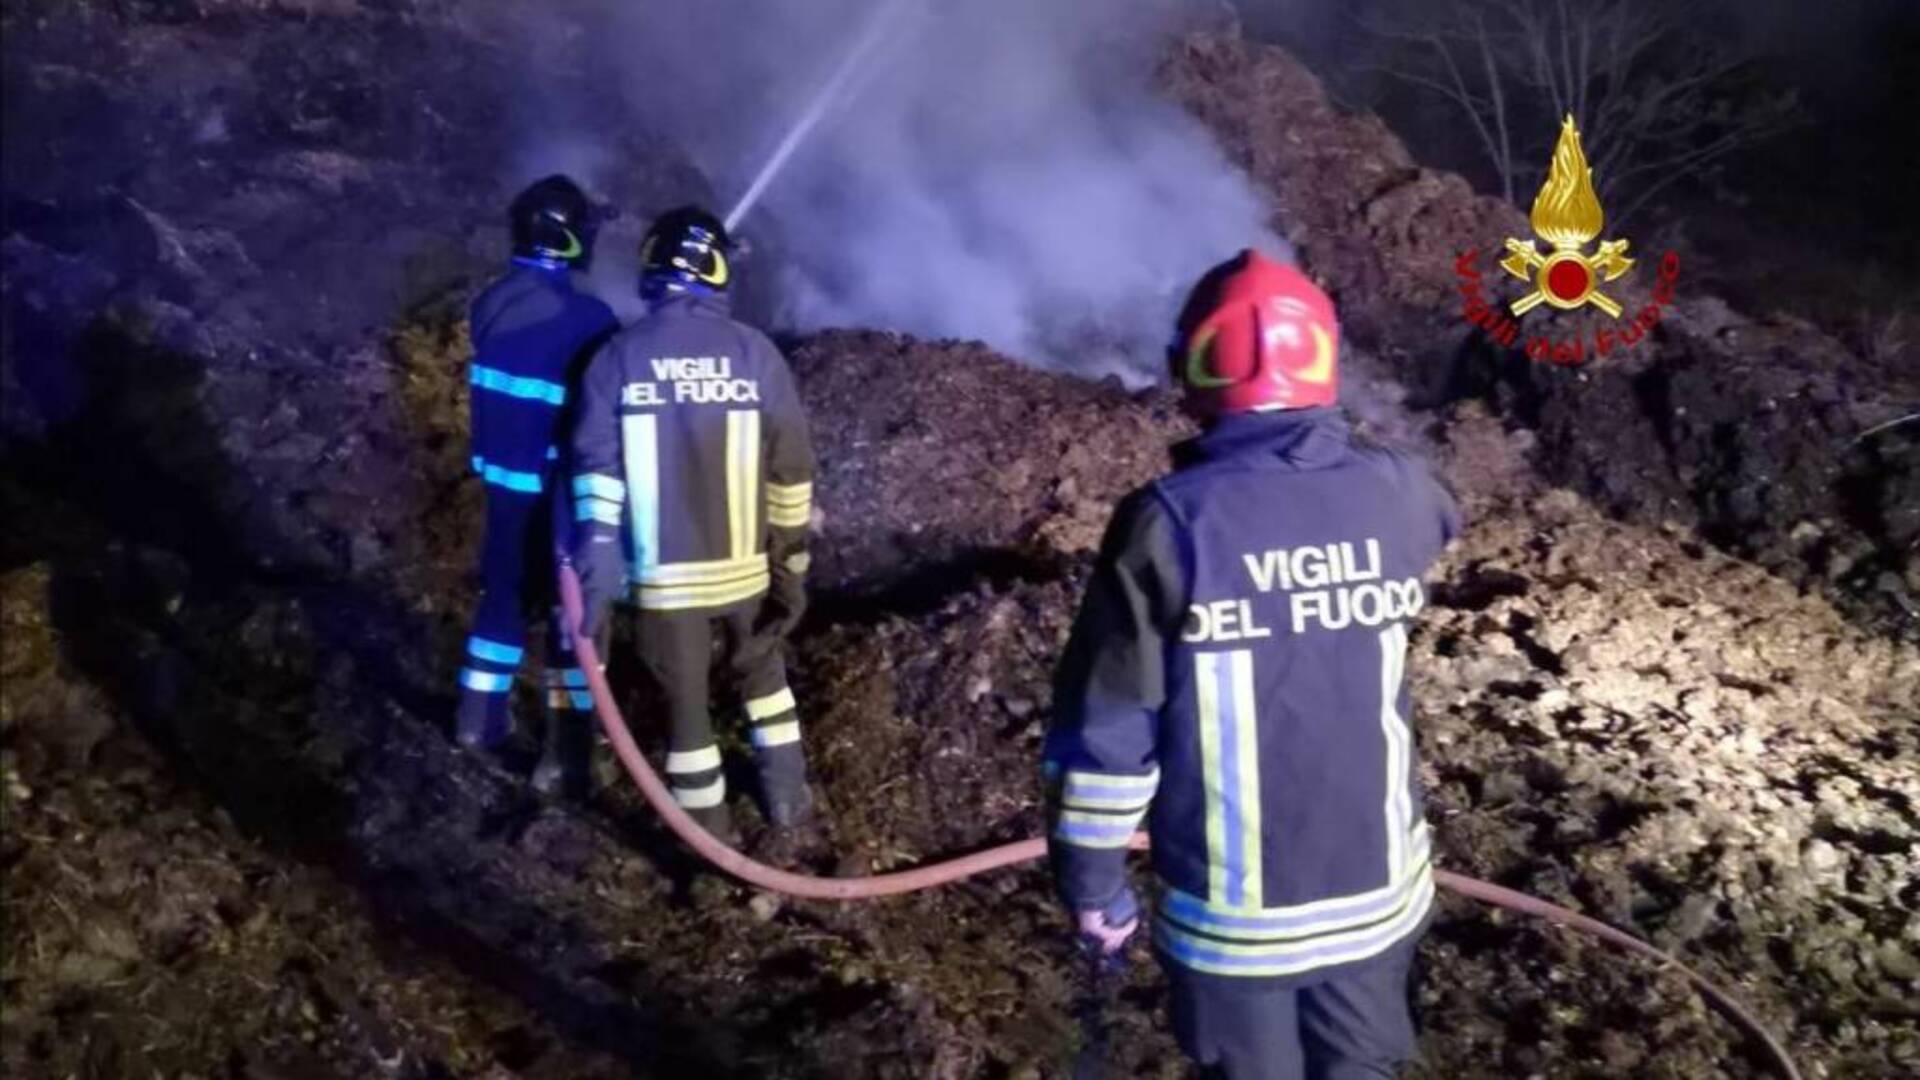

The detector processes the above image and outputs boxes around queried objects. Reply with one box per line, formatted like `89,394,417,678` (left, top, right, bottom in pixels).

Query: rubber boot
455,689,513,750
755,744,815,828
685,801,738,845
531,709,593,798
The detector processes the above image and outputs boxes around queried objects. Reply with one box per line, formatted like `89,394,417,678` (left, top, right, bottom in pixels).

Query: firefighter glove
571,535,625,643
1075,886,1140,957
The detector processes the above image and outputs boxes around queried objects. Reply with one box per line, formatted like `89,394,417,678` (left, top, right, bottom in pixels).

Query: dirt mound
10,346,1917,1080
1421,407,1920,1077
789,330,1190,597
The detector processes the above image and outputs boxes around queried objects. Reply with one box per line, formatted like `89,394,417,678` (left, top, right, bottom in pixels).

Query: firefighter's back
583,292,804,612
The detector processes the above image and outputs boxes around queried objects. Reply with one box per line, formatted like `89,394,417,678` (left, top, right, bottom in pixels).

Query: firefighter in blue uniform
567,207,816,840
456,175,619,796
1045,250,1461,1079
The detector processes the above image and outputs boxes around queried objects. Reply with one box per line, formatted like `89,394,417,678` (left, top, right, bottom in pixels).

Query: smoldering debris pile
8,331,1918,1078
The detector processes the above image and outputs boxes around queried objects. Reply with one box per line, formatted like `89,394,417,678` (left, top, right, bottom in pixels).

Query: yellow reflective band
633,574,771,612
1196,652,1229,904
745,687,797,722
1062,768,1161,791
631,558,771,610
1154,871,1435,977
633,554,769,587
768,480,810,529
1053,811,1141,848
767,503,810,529
1379,623,1410,878
666,746,723,774
1159,829,1430,927
671,776,726,809
1062,791,1154,812
638,574,771,599
766,481,812,506
1228,649,1263,908
1059,808,1147,830
750,720,801,749
726,410,762,560
573,473,626,501
622,413,661,569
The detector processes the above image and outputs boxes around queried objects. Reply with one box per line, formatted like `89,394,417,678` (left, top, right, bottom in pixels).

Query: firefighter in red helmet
1046,250,1461,1079
1171,249,1341,415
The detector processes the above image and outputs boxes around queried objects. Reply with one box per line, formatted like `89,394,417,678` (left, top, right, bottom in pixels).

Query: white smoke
601,0,1286,379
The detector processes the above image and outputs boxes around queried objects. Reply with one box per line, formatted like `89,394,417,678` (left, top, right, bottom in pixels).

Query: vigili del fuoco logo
1455,116,1681,365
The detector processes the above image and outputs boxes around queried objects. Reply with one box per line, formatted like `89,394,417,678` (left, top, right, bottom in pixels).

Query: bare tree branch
1470,10,1515,201
1361,0,1800,219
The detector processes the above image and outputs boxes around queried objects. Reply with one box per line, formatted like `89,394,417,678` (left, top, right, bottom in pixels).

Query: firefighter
456,174,618,798
567,207,816,839
1044,250,1460,1079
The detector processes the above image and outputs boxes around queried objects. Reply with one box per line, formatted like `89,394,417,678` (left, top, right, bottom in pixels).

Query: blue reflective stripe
573,474,626,500
466,637,524,665
471,455,484,475
546,445,560,461
477,460,544,493
556,669,588,688
565,690,592,710
460,669,514,693
471,364,566,406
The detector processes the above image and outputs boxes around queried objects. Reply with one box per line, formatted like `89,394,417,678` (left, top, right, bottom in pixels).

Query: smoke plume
598,0,1286,380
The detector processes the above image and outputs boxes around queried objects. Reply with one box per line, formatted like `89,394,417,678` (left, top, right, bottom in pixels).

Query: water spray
723,0,919,233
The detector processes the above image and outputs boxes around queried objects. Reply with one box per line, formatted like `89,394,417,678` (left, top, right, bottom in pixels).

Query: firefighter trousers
1163,943,1418,1080
633,598,805,816
458,489,587,740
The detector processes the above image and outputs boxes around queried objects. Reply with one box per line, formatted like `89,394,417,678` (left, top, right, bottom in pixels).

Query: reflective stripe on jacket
569,293,814,612
467,265,618,497
1045,408,1460,983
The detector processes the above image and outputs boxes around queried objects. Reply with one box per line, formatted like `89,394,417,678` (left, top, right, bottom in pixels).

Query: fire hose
557,566,1801,1079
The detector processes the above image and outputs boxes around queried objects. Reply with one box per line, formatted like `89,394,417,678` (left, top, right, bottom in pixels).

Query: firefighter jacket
569,292,814,613
467,264,618,498
1044,407,1461,982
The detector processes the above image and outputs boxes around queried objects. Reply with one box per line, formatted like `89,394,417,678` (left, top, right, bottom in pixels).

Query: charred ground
3,4,1917,1079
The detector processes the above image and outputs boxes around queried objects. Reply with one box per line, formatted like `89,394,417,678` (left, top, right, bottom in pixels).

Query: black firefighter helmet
639,206,731,298
509,174,607,269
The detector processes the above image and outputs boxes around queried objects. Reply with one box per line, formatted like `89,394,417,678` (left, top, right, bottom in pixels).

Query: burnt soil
5,5,1918,1079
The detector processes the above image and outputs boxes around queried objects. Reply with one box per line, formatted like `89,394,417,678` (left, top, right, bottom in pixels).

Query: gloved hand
1075,886,1140,956
567,535,625,646
759,550,809,640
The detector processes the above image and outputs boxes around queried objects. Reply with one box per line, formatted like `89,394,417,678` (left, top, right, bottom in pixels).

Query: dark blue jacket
467,265,618,497
569,293,814,612
1045,408,1460,982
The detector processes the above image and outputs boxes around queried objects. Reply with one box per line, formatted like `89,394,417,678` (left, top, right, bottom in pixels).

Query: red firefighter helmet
1170,249,1339,416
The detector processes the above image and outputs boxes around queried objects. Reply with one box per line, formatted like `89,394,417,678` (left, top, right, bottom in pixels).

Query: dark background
1236,0,1920,334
